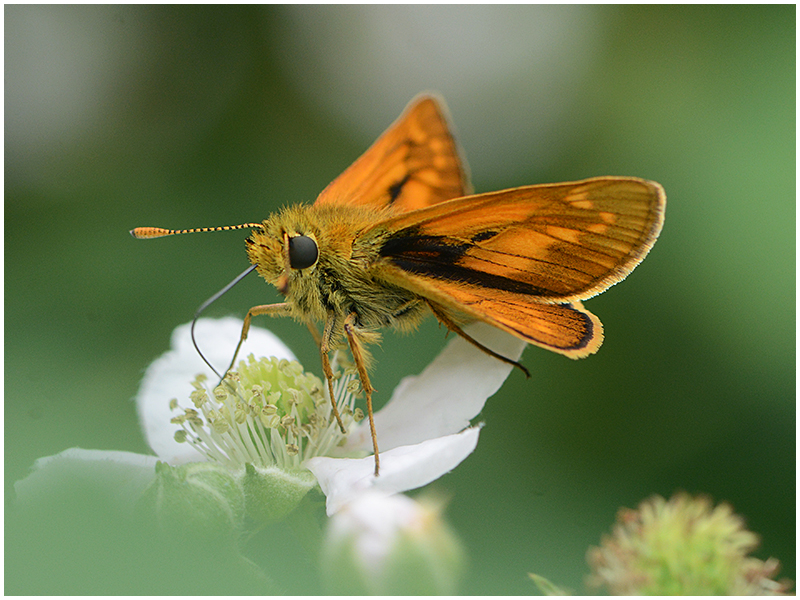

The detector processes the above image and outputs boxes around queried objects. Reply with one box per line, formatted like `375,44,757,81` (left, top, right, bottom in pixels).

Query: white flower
16,317,525,518
137,316,297,465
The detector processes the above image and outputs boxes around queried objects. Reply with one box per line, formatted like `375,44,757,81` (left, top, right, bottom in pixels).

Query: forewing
376,177,665,303
314,94,470,212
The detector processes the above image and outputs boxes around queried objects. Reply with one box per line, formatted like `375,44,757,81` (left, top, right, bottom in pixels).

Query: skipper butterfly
133,94,665,475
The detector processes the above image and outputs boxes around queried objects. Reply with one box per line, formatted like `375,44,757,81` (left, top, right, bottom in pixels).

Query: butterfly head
246,207,323,299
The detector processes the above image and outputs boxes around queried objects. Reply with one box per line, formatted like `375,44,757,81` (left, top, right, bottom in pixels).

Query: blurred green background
6,5,794,594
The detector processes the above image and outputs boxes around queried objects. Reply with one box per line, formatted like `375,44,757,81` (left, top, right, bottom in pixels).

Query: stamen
169,355,361,470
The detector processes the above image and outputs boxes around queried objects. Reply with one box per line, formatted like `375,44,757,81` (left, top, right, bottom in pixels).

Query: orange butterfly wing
373,177,665,357
314,94,470,212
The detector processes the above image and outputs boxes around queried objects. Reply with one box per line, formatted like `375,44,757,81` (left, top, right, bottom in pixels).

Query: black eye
288,235,318,270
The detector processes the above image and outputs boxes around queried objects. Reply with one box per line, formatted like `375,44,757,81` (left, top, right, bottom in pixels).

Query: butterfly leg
343,312,380,476
226,302,293,376
319,313,348,435
427,302,530,378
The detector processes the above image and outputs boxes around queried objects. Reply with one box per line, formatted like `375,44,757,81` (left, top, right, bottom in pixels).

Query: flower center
169,354,363,470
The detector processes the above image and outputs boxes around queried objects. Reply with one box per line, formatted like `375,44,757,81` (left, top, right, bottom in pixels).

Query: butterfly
133,94,666,475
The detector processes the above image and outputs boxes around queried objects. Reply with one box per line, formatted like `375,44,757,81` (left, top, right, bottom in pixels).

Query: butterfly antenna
191,264,259,381
130,223,264,239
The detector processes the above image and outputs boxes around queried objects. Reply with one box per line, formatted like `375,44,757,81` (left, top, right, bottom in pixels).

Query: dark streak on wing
471,230,498,243
388,173,412,204
380,234,553,297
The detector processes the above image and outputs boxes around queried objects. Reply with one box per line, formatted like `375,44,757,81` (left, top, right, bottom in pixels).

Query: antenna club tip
130,227,170,239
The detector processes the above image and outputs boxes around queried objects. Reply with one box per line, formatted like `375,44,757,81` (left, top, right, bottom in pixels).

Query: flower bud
139,461,245,542
321,493,465,595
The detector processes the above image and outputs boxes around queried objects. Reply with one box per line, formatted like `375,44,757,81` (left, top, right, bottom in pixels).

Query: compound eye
288,235,318,270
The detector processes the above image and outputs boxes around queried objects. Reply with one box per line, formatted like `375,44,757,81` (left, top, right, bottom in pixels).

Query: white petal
15,448,159,511
307,427,480,515
344,322,526,452
136,317,296,464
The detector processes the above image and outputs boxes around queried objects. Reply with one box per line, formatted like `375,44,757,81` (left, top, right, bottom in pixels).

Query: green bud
139,461,245,542
242,463,318,526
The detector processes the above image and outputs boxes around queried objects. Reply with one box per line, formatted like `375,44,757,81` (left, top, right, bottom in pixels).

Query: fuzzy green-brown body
245,204,429,352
